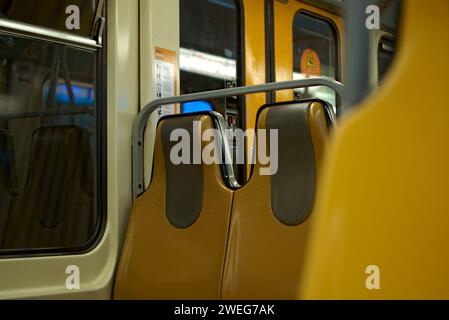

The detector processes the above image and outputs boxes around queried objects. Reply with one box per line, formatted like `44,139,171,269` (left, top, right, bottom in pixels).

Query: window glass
378,37,395,83
0,0,100,38
0,32,99,253
292,12,339,111
180,0,244,183
180,0,241,112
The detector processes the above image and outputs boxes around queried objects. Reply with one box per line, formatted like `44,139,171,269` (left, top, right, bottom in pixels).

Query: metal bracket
91,0,105,45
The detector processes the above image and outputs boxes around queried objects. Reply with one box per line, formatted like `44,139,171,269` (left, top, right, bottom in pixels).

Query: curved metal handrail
132,78,344,199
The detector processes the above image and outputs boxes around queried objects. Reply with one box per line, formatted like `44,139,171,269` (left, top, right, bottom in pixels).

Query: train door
272,0,343,114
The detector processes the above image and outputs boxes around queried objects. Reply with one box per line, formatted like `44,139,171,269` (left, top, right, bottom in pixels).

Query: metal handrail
0,18,99,50
132,78,344,199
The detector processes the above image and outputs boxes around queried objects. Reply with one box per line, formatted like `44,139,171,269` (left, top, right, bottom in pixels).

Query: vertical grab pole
344,0,373,111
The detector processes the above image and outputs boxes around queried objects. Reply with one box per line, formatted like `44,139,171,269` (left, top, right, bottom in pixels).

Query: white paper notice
155,56,175,118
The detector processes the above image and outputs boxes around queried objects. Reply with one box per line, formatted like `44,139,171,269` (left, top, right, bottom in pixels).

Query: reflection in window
43,81,95,107
0,33,99,252
0,0,100,38
180,0,241,106
292,12,339,111
378,37,395,83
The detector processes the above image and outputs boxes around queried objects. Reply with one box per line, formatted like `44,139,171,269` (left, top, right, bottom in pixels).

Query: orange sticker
300,49,321,76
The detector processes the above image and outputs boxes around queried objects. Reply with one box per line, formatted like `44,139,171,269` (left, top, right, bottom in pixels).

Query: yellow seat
222,100,332,299
300,0,449,299
114,114,234,300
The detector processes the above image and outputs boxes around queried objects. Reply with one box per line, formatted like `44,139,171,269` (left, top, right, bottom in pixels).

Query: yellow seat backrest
114,114,234,299
222,100,331,299
300,0,449,299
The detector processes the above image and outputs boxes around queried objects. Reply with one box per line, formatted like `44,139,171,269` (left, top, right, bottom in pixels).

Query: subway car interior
0,0,448,301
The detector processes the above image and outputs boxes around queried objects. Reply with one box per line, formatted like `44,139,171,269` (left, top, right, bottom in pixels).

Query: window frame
0,12,107,259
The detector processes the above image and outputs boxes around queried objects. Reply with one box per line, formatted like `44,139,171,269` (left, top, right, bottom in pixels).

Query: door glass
180,0,244,183
180,0,242,116
292,12,339,111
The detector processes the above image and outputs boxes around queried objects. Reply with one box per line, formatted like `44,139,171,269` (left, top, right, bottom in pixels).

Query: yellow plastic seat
222,100,332,299
114,114,234,300
300,0,449,299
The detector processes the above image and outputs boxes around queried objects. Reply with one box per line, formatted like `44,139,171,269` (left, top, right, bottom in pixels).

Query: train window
378,37,395,83
0,0,101,38
0,32,102,254
292,12,339,111
180,0,242,116
180,0,244,183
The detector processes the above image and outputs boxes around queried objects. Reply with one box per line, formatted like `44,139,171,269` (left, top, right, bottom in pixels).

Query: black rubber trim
236,0,248,184
264,0,276,104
